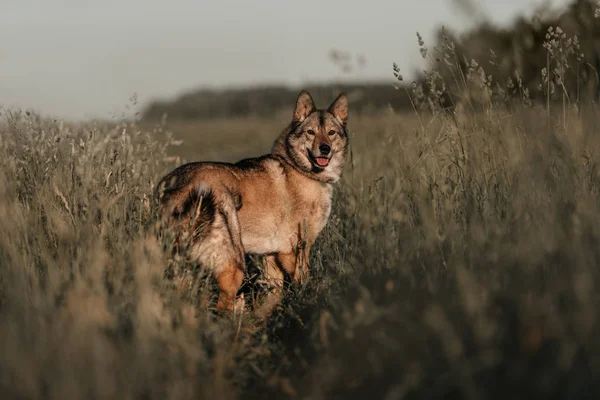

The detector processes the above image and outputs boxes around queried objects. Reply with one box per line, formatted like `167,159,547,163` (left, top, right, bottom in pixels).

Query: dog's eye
307,129,315,135
328,130,336,136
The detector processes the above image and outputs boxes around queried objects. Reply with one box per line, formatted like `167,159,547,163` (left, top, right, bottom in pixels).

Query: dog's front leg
254,255,285,319
295,241,311,284
276,246,311,284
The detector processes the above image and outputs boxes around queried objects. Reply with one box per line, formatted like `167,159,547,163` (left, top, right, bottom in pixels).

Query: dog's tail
158,183,216,242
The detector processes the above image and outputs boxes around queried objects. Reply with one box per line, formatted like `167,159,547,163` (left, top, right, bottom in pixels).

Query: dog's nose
319,143,331,155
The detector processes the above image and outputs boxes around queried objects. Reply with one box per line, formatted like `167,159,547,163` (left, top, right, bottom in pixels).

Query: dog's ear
328,92,348,126
293,90,316,123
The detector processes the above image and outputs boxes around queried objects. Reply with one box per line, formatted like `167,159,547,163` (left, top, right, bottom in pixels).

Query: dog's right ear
293,90,316,123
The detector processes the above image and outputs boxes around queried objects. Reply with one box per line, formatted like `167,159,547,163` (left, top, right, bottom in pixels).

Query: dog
154,90,349,316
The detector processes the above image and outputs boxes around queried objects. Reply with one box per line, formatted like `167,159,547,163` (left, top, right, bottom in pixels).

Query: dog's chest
293,183,332,241
238,169,333,254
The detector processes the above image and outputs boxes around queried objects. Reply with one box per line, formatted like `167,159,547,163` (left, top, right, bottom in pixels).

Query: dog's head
275,90,349,183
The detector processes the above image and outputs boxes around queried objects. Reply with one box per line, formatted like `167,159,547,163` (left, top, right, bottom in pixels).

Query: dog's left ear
328,92,348,126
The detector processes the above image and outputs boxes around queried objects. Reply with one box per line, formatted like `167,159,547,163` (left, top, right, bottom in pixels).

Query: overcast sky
1,0,571,120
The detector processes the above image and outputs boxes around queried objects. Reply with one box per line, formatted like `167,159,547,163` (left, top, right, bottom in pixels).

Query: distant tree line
141,83,412,121
142,0,600,121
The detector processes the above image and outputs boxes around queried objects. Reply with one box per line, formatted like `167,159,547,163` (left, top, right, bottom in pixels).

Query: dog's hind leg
200,193,247,313
191,215,245,311
216,265,245,311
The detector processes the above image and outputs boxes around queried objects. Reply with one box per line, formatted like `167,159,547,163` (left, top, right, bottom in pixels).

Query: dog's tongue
315,157,329,167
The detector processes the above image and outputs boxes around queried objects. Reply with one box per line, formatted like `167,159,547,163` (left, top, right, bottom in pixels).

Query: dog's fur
155,90,349,315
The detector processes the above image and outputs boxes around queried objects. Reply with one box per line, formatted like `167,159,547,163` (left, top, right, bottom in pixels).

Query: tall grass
3,17,600,400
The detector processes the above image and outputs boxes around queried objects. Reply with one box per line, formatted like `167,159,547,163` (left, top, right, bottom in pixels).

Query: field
4,8,600,398
3,99,600,399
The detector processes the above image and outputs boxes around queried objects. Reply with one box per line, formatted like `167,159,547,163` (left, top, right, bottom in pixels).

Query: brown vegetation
427,0,600,110
3,1,600,399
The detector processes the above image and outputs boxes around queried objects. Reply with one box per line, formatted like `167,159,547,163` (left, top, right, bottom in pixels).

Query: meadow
3,9,600,400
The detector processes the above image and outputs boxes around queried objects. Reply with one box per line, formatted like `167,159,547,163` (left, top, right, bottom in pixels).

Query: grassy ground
2,97,600,399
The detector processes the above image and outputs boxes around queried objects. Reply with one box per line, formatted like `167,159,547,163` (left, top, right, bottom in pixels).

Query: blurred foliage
424,0,600,110
142,0,600,122
5,2,600,399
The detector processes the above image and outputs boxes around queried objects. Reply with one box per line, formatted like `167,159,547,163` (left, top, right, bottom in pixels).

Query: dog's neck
270,123,293,160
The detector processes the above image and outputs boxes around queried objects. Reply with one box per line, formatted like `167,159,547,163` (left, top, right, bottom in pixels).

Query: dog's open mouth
315,157,329,167
309,152,330,168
